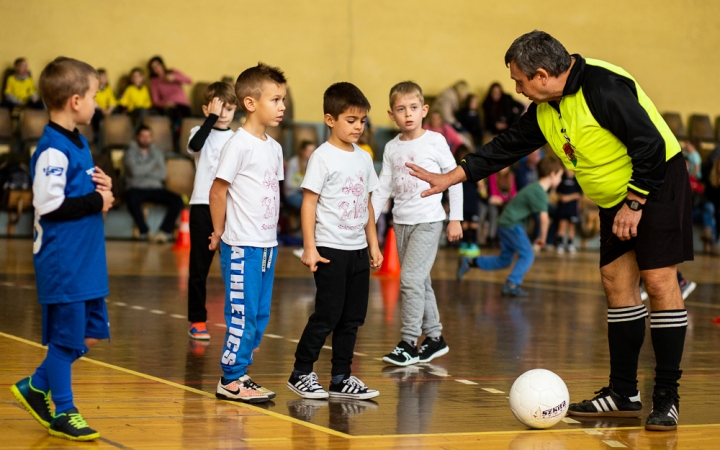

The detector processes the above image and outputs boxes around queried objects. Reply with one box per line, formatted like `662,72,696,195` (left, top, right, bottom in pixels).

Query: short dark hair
537,154,564,178
136,124,151,136
204,81,238,106
235,63,286,112
39,57,98,111
14,57,26,67
97,68,107,75
130,67,144,77
504,30,571,79
389,81,424,109
324,82,370,119
148,56,166,78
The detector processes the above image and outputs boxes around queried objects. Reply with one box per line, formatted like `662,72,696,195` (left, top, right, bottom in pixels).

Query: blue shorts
42,298,110,351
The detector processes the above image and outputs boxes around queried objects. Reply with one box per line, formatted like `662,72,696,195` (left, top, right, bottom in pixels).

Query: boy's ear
421,104,429,118
387,109,395,123
243,96,256,113
68,94,81,112
201,104,209,117
324,113,335,128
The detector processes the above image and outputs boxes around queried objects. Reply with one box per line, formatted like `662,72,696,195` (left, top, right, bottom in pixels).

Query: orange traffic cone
373,227,401,278
712,316,720,324
173,209,191,250
380,278,400,323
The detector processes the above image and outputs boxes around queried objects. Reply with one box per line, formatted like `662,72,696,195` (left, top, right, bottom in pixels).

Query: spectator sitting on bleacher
3,57,43,109
124,125,184,243
91,68,117,142
481,82,525,135
455,94,483,148
431,80,469,130
284,140,317,209
683,139,702,180
423,111,468,154
148,56,192,137
118,68,152,130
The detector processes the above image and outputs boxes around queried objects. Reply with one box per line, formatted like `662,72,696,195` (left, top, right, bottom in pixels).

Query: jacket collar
562,54,585,97
48,121,84,149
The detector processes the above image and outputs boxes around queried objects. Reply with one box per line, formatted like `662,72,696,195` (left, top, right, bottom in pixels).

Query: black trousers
125,188,184,234
187,205,216,323
294,247,369,376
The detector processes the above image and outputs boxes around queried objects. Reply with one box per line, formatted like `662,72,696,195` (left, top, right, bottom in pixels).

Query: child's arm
440,147,463,242
188,98,223,153
534,211,550,247
370,150,393,223
169,70,192,85
366,199,384,269
300,189,330,272
208,178,230,251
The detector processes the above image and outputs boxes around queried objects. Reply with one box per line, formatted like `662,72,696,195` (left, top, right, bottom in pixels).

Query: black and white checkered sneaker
287,372,329,399
567,386,642,418
645,389,680,431
329,376,379,400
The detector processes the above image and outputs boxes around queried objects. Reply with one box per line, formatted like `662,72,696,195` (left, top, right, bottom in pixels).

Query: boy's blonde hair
204,81,238,106
39,57,98,111
235,63,286,112
389,81,424,109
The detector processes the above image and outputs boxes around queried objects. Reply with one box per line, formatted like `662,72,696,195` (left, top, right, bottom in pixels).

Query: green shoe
10,376,52,428
49,408,100,441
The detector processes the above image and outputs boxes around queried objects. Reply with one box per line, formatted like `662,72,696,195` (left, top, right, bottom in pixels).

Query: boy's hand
208,231,222,251
301,247,329,272
534,237,546,248
446,221,463,242
208,97,224,116
92,166,112,191
97,189,114,212
369,246,384,270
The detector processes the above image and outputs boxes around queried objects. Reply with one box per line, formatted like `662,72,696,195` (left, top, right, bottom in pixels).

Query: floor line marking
288,339,299,343
584,429,604,435
456,379,478,385
114,302,127,306
264,334,283,339
130,305,145,310
428,371,451,377
322,345,332,350
149,310,165,315
214,323,227,328
481,388,504,394
170,314,186,319
562,417,581,424
353,352,367,356
602,440,627,448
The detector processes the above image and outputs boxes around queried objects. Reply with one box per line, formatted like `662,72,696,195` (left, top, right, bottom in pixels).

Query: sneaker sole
418,345,449,363
381,355,419,366
286,381,329,399
645,423,677,431
188,331,211,340
216,392,270,403
329,390,380,400
48,429,100,441
10,385,50,429
567,409,642,418
681,281,697,300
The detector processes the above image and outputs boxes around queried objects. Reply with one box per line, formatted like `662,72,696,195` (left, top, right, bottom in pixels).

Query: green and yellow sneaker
10,376,52,428
49,408,100,441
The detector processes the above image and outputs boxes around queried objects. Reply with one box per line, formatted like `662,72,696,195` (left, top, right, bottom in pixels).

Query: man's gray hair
504,30,571,79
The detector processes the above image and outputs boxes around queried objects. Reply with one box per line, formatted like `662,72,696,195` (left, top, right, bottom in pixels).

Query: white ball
509,368,569,429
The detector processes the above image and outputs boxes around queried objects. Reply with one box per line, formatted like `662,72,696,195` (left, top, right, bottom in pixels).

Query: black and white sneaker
567,386,642,418
287,372,329,399
645,389,680,431
329,376,379,400
382,341,419,366
286,398,328,421
418,336,449,363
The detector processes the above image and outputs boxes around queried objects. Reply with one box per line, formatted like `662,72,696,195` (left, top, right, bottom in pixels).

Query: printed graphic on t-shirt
392,152,419,200
261,167,279,229
338,171,368,224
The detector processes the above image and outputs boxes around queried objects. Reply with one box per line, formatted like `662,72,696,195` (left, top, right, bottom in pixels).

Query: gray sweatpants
395,221,443,344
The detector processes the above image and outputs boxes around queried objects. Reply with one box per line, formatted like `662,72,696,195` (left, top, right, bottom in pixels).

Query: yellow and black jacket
460,55,681,208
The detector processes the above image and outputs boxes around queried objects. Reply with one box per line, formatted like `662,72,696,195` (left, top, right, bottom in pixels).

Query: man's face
510,62,547,103
328,107,367,145
388,94,427,133
137,129,153,148
252,81,286,127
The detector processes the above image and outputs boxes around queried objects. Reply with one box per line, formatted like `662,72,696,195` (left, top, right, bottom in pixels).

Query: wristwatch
625,199,644,211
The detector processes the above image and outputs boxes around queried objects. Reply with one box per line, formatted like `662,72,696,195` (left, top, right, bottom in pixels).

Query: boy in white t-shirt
208,64,286,404
186,82,237,341
372,81,463,366
287,82,383,400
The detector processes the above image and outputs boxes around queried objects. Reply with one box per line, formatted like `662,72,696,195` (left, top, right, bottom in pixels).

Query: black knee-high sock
650,309,687,395
467,228,477,244
607,305,647,396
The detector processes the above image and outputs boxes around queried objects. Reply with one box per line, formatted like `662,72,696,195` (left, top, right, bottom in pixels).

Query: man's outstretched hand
406,163,467,198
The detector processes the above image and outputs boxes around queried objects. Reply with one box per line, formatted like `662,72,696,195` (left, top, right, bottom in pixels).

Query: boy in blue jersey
208,63,286,403
10,57,115,442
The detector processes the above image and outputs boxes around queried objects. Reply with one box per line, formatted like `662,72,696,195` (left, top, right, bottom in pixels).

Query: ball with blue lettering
509,368,569,429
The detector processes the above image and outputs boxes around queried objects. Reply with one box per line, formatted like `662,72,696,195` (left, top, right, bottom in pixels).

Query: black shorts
599,155,694,270
557,200,580,223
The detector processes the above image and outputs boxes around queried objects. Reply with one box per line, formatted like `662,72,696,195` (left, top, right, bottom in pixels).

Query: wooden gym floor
1,238,720,449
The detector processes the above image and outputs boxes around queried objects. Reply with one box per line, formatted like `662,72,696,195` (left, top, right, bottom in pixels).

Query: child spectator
3,57,44,109
288,82,382,400
555,169,583,254
118,68,152,129
457,156,564,296
91,68,117,142
454,144,481,257
423,110,467,153
482,82,524,135
11,57,114,441
683,139,702,180
285,140,317,209
431,80,469,130
123,125,184,243
371,81,462,367
186,82,238,340
148,55,192,144
455,94,483,147
208,63,286,403
486,165,516,247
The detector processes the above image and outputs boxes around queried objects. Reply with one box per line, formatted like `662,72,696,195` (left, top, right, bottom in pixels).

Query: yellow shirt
4,75,37,103
119,85,152,111
358,143,374,160
95,85,117,109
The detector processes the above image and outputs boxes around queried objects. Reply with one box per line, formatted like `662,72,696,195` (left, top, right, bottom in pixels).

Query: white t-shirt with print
214,128,284,247
302,142,379,250
371,130,463,225
187,126,234,205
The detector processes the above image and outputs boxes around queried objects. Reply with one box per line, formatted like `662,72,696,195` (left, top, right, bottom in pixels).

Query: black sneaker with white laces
329,375,379,400
567,386,642,418
287,372,329,399
645,389,680,431
382,341,419,366
418,336,449,363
